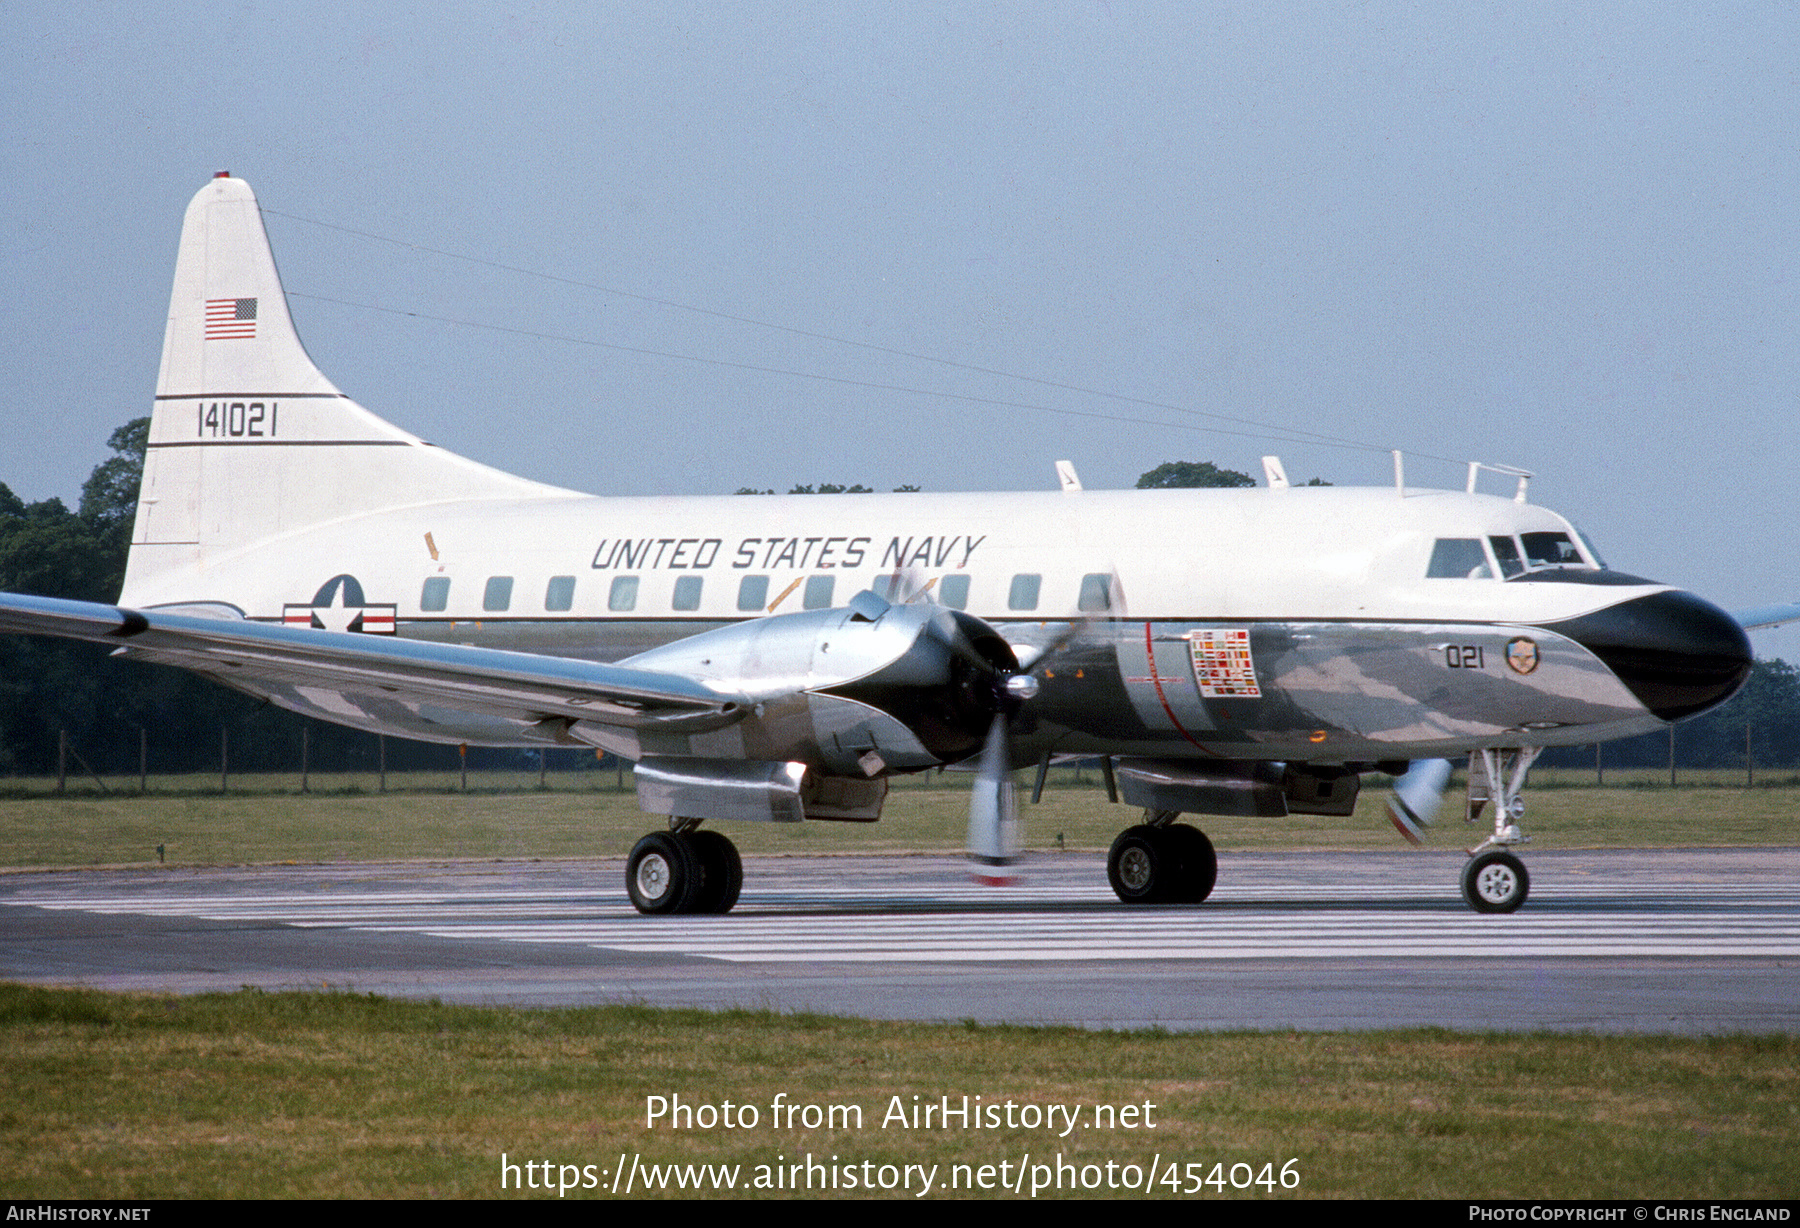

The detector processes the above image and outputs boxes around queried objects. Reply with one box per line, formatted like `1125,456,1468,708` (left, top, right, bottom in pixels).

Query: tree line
1,430,1794,775
0,420,478,776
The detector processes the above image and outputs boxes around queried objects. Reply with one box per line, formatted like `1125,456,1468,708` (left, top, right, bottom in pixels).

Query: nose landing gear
1459,747,1541,914
1462,849,1530,913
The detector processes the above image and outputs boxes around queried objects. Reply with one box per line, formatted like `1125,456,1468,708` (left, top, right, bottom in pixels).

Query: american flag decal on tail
205,297,257,340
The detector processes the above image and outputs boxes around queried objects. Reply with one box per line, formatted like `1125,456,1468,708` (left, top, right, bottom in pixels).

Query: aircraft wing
1734,602,1800,631
0,591,747,734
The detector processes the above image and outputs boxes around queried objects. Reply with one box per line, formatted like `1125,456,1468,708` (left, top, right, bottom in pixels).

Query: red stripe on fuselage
1143,620,1218,755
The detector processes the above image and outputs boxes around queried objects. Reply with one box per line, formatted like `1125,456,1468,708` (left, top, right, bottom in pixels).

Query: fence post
221,726,229,794
301,724,309,794
139,726,147,796
379,734,386,793
57,728,67,794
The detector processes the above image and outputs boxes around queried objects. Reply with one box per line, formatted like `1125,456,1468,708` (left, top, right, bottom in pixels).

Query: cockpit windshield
1569,524,1609,569
1521,531,1583,569
1428,531,1596,579
1489,535,1525,578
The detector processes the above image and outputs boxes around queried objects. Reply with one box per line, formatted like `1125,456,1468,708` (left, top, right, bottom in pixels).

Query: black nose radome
1540,590,1753,721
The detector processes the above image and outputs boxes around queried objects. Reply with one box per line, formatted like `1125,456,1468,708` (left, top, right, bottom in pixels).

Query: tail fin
124,174,572,602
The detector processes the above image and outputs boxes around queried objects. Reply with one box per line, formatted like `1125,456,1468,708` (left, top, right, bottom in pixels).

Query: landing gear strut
1107,809,1216,904
1458,748,1541,914
626,820,743,915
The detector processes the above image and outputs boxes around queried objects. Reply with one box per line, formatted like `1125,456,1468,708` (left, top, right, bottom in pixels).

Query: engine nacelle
594,591,1018,777
632,755,888,824
1115,758,1289,817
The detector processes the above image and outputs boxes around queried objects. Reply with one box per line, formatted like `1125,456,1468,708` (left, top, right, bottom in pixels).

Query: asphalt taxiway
3,848,1796,1033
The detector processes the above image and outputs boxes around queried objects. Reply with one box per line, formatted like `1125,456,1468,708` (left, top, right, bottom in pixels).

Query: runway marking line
9,879,1800,963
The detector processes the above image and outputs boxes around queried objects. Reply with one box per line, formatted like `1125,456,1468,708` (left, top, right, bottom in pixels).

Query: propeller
1386,758,1454,845
966,712,1022,884
880,563,939,606
964,571,1122,885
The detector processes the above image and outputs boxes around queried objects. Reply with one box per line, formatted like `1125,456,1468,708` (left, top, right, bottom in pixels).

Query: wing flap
0,591,745,733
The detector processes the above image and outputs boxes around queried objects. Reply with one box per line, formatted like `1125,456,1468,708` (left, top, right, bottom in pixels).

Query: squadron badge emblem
1505,636,1540,675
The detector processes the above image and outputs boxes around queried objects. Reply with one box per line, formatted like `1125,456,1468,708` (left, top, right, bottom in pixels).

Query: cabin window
737,575,769,612
420,577,450,612
1488,536,1525,579
483,576,513,611
544,575,575,611
608,576,639,612
873,573,929,604
1522,532,1583,569
1426,539,1493,579
672,575,703,611
1078,573,1113,611
1008,574,1041,611
803,575,835,610
939,574,970,609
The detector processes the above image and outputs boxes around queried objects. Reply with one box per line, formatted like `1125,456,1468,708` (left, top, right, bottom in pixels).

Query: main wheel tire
1461,849,1530,914
627,831,701,915
1164,824,1217,904
1108,825,1174,904
688,830,743,915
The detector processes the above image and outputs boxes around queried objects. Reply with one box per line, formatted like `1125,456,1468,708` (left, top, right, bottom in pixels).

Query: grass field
1,985,1795,1200
1,767,1797,868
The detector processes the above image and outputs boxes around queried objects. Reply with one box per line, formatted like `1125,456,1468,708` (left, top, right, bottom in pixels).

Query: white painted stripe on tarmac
11,879,1800,962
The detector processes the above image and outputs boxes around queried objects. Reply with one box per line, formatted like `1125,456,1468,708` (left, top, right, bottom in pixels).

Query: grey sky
4,3,1796,647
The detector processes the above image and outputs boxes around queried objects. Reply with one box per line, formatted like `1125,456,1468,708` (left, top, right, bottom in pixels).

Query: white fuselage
118,482,1702,765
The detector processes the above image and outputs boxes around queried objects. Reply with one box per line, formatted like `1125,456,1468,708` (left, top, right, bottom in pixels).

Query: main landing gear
1106,809,1217,904
1457,747,1542,914
626,820,743,915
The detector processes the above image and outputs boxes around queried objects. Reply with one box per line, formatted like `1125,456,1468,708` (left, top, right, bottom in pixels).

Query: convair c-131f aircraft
0,175,1766,915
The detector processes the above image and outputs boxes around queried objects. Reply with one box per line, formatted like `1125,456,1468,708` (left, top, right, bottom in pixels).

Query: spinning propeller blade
966,713,1021,885
1386,758,1454,845
964,569,1122,885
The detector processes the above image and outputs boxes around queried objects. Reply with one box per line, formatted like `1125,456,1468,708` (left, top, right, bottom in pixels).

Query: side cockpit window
1426,538,1493,579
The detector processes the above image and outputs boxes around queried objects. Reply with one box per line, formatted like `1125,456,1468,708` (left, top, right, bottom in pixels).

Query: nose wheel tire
1461,849,1530,914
